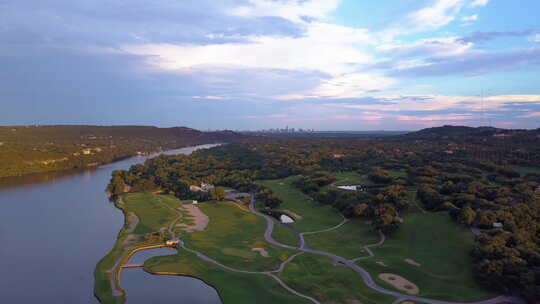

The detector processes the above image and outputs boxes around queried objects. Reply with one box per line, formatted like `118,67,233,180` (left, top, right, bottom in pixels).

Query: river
0,144,222,304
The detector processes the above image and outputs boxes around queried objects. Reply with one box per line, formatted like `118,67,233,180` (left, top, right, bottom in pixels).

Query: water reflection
0,144,222,304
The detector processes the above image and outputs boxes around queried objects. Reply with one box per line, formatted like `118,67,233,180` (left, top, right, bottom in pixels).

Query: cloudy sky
1,0,539,130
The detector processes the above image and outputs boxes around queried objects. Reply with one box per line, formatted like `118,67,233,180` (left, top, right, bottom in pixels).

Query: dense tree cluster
106,126,540,301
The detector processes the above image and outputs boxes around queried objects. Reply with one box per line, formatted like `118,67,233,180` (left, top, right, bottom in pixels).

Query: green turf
303,219,379,259
183,202,296,272
333,171,370,186
357,212,497,301
258,176,343,232
121,193,179,234
144,251,312,304
279,253,395,304
272,223,299,247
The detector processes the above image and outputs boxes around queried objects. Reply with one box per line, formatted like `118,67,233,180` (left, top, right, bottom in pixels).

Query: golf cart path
247,199,525,304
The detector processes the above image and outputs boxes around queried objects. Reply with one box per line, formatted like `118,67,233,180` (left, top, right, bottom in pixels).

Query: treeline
107,150,283,209
0,125,245,178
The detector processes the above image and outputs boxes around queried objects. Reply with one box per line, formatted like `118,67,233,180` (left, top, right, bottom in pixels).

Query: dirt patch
176,205,209,232
405,258,421,267
376,261,388,267
251,247,270,257
378,273,419,295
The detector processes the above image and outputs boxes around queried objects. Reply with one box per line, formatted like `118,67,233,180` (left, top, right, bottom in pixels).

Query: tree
372,204,401,234
209,187,225,201
354,203,369,217
458,205,476,226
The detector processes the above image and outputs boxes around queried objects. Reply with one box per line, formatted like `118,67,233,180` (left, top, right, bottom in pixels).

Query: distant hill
400,125,540,141
0,125,246,178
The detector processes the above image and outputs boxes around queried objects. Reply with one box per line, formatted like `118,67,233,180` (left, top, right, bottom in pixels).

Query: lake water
0,144,222,304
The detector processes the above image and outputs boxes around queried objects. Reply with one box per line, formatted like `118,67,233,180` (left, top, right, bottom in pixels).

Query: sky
1,0,539,131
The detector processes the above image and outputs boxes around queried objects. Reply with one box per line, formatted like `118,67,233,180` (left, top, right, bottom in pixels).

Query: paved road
248,199,525,304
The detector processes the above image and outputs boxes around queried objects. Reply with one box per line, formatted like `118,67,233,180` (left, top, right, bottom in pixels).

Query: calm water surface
0,144,222,304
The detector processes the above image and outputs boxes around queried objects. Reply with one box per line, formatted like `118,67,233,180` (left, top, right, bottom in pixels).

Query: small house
192,200,198,205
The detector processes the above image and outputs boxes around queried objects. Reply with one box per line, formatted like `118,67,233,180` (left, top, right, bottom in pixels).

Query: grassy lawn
122,193,180,234
303,219,379,259
144,251,311,304
258,176,343,232
183,202,296,272
333,171,370,186
272,223,299,247
357,212,497,301
279,253,395,304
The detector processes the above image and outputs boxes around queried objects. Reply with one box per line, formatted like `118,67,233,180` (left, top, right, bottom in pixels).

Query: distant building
190,183,215,192
493,222,504,228
333,154,345,159
192,200,198,205
82,149,92,155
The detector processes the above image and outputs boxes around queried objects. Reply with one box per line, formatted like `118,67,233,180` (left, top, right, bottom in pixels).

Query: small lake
0,144,222,304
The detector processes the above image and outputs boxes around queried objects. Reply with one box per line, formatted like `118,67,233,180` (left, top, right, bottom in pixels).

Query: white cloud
461,14,478,22
408,0,467,31
125,22,372,76
322,94,540,112
124,20,390,99
470,0,489,7
311,73,396,99
378,36,474,58
228,0,342,23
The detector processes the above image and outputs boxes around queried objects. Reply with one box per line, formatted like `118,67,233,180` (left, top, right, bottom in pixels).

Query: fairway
258,176,343,232
279,253,396,304
184,202,296,272
144,251,312,304
122,193,179,234
358,212,497,301
332,171,370,186
303,219,380,259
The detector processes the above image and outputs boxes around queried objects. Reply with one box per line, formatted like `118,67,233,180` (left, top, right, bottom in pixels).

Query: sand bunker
379,273,419,295
401,301,416,304
251,247,270,257
176,205,209,232
405,258,421,267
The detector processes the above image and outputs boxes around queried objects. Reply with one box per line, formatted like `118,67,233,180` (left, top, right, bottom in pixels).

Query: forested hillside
0,125,244,178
